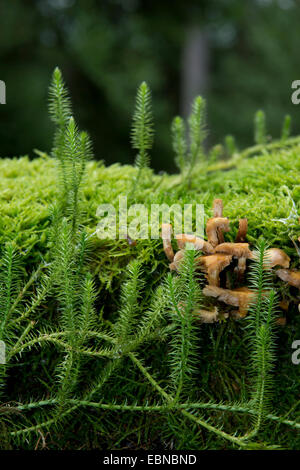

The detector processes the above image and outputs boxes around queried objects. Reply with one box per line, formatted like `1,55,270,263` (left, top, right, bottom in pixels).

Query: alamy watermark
0,340,5,364
96,196,204,242
292,340,300,365
0,80,6,104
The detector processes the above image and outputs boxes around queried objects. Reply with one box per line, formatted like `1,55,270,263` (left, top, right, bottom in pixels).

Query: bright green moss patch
2,139,300,282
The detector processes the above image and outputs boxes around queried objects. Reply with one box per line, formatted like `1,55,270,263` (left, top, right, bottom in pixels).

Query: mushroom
279,299,289,311
175,234,214,254
161,223,174,262
265,248,290,269
193,306,229,323
169,250,184,271
235,219,248,243
206,217,230,248
203,285,256,317
213,199,225,244
198,254,232,286
276,317,287,327
213,199,224,218
214,242,254,280
276,269,300,288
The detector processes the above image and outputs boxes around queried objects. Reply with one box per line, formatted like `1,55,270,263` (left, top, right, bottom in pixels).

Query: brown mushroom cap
266,248,290,269
175,234,214,254
276,269,300,288
198,254,232,286
215,242,253,258
193,306,229,323
203,285,256,317
214,242,253,280
206,217,230,248
169,249,184,271
161,223,174,262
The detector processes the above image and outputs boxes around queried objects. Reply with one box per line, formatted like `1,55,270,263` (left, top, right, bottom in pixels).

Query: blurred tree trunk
181,28,209,119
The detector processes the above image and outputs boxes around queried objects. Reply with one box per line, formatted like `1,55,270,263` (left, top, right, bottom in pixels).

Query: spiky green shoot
281,114,291,141
172,116,187,174
254,110,267,145
167,248,202,401
131,81,154,171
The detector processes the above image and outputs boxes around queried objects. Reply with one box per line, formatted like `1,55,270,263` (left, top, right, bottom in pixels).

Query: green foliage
171,116,187,174
254,110,267,145
245,240,278,439
281,115,292,141
48,67,72,161
188,96,206,167
166,249,202,400
0,69,300,450
131,81,154,171
225,134,237,157
171,95,206,184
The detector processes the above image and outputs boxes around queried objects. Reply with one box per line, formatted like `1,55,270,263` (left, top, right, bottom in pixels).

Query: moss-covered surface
3,140,300,273
2,141,300,450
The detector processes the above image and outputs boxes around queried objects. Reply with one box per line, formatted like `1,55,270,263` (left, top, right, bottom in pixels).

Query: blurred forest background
0,0,299,172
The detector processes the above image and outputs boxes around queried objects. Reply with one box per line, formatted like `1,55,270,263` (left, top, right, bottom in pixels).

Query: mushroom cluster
162,199,296,323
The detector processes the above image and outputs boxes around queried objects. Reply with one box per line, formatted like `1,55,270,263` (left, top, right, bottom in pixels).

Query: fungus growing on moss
162,223,174,262
214,242,253,279
235,218,248,243
276,269,300,288
206,217,230,248
198,253,232,286
203,285,256,317
175,234,214,254
213,199,226,244
193,306,228,323
266,248,290,269
169,249,184,271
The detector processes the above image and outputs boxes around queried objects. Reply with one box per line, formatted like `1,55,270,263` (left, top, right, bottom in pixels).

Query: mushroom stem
198,254,232,286
169,250,184,271
175,234,214,254
161,223,174,262
235,219,248,243
213,199,223,217
206,217,230,248
213,199,225,243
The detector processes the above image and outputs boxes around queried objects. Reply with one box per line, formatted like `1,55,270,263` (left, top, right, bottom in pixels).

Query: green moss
2,140,300,283
1,139,300,450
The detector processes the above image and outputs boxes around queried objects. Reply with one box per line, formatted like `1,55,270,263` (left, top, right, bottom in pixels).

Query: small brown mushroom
213,199,224,218
206,217,230,248
175,234,214,254
276,317,287,327
203,285,256,317
235,219,248,243
214,242,253,280
266,248,290,269
161,223,174,262
193,306,229,323
213,199,225,243
198,254,232,286
276,269,300,288
279,299,289,311
169,250,184,271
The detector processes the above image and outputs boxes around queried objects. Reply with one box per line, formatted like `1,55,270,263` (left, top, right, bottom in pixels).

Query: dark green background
0,0,299,171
